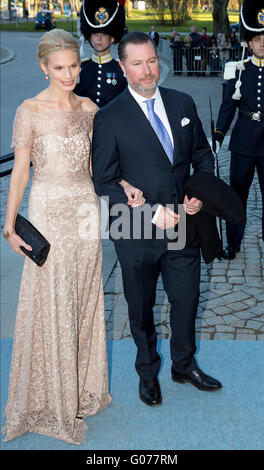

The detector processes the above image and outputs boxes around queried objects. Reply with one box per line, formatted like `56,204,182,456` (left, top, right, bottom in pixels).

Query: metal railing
166,44,249,75
0,153,15,177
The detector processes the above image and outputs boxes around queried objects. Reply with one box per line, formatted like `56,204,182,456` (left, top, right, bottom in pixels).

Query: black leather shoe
171,368,222,391
139,378,162,406
222,245,240,260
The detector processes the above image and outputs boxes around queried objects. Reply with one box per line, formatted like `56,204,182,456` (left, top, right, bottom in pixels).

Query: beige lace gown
2,105,112,445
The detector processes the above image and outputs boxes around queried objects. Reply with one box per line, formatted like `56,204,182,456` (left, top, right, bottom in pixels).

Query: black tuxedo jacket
92,86,215,246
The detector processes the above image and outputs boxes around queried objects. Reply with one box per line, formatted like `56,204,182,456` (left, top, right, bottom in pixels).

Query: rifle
209,97,223,253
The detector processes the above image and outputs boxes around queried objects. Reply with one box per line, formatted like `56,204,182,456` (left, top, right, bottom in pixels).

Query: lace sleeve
88,106,99,142
11,104,33,149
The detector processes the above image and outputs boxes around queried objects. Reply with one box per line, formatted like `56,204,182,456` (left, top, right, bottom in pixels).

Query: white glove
210,140,221,154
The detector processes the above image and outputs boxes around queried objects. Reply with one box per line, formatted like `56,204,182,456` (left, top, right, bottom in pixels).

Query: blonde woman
2,29,112,445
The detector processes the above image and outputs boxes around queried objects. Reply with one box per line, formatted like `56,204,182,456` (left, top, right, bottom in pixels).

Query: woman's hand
4,230,32,256
120,181,146,208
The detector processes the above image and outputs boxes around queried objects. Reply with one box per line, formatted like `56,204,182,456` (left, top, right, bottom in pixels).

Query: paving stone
236,334,257,340
223,315,245,327
215,325,235,333
236,328,257,335
198,333,212,339
214,333,235,340
228,302,249,312
201,291,250,310
198,309,216,319
226,269,244,277
209,276,227,283
228,277,245,284
105,310,112,322
214,284,232,291
233,310,259,320
257,334,264,341
212,306,233,315
209,269,227,276
246,320,264,330
246,304,264,315
199,283,212,293
112,302,129,315
205,316,225,326
243,298,257,307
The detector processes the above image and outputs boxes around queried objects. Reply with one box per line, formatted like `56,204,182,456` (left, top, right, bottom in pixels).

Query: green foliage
0,9,239,34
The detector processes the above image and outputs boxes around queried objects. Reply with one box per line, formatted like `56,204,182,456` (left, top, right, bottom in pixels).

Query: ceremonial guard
214,0,264,259
75,0,127,107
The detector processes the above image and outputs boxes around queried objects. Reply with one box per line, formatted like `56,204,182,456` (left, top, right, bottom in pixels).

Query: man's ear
119,60,126,77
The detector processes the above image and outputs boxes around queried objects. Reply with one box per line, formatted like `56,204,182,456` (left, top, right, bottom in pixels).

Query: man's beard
132,75,159,95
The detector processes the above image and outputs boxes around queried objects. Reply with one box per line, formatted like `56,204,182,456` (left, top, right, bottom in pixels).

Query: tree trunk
126,1,132,19
213,0,230,36
8,0,12,19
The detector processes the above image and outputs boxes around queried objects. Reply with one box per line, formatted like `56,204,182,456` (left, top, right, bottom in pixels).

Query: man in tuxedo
92,31,222,407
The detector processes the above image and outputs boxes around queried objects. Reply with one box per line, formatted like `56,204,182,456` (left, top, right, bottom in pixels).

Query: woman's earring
45,74,49,80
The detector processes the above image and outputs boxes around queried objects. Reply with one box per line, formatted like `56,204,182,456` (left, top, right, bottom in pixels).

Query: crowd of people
169,26,244,75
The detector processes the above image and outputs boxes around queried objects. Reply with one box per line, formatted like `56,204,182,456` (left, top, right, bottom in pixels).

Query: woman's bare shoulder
19,93,47,112
76,96,98,113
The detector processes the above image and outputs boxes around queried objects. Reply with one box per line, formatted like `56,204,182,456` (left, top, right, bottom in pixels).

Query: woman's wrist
2,227,15,240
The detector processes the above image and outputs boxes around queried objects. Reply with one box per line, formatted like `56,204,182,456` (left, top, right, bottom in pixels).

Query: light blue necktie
144,98,174,164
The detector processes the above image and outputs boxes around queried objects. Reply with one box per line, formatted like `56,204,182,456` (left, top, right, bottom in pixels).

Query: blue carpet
1,339,263,450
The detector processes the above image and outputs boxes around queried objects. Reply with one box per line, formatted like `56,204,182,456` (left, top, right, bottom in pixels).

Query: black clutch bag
15,213,50,266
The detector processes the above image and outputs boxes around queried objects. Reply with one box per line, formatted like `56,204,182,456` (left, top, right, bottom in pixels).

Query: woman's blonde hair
38,28,80,65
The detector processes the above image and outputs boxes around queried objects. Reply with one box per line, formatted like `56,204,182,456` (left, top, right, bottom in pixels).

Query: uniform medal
106,73,117,85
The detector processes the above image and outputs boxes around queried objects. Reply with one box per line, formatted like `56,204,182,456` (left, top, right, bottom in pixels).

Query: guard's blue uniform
214,56,264,247
74,53,127,108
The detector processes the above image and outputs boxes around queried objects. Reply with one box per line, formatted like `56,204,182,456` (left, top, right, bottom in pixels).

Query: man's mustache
140,75,156,80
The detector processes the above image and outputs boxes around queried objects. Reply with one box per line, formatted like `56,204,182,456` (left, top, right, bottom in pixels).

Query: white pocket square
181,117,190,127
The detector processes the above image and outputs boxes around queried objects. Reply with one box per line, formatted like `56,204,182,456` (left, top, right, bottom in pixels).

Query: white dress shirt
128,85,174,223
128,85,174,145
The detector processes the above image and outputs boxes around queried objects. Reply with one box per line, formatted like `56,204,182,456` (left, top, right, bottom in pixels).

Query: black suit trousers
115,243,201,379
226,152,264,247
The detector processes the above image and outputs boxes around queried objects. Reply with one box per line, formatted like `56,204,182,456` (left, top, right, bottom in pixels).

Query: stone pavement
0,42,263,343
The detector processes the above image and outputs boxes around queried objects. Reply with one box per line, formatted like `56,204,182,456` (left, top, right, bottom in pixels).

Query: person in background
74,0,127,107
209,47,220,76
199,27,211,75
184,34,193,75
189,25,201,75
218,33,231,69
213,0,264,260
170,33,183,75
149,25,160,47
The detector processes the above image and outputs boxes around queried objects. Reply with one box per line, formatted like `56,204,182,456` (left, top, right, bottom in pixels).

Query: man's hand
183,195,203,215
154,206,180,230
